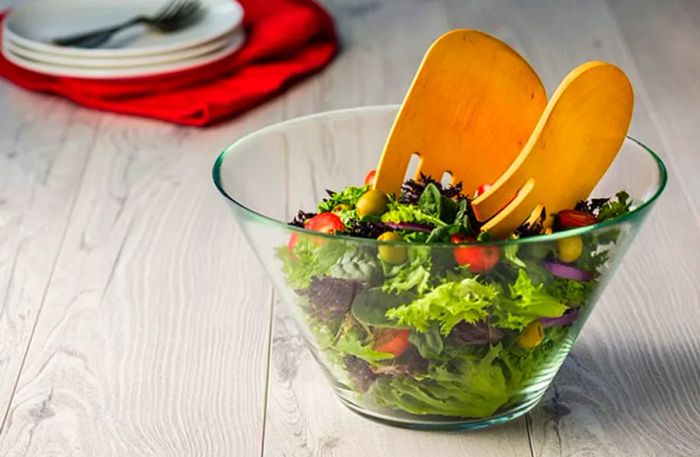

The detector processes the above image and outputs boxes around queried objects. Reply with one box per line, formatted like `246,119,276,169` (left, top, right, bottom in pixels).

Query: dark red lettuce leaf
451,321,505,345
303,277,365,321
344,356,376,392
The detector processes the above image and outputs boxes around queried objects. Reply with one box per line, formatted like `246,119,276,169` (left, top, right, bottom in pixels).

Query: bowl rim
212,105,668,247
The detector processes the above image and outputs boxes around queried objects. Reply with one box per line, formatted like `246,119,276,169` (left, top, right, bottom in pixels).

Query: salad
277,171,632,418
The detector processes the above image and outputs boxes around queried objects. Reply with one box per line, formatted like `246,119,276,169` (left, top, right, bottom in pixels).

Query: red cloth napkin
0,0,338,126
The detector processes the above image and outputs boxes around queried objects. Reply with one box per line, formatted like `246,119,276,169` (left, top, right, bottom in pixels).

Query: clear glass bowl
212,106,667,430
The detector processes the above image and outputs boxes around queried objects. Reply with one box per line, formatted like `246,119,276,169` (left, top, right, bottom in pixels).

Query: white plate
3,0,243,58
1,31,245,78
3,28,241,68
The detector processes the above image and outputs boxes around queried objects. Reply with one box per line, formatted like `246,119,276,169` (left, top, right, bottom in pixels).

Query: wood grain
0,109,282,456
0,90,99,425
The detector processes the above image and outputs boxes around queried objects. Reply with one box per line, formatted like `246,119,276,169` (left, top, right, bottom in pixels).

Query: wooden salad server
372,29,547,197
471,61,634,238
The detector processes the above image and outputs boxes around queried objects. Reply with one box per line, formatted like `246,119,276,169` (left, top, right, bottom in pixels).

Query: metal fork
51,0,203,49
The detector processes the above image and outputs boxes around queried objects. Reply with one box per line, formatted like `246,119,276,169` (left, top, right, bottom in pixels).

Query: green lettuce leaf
494,269,567,330
385,277,498,334
277,239,347,289
369,327,572,418
503,244,527,268
500,325,572,391
546,277,598,307
418,183,443,217
317,185,369,213
408,323,444,358
425,224,461,243
381,200,446,228
351,288,414,327
370,344,509,417
328,249,382,284
334,327,395,364
597,191,631,221
382,247,433,295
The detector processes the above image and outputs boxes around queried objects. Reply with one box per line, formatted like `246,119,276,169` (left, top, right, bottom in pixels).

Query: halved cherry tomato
450,234,500,273
364,169,377,186
304,212,345,234
474,183,492,197
288,213,344,251
558,210,597,228
373,328,411,357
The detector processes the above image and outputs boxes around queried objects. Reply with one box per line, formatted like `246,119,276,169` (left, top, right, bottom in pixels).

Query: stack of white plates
2,0,245,78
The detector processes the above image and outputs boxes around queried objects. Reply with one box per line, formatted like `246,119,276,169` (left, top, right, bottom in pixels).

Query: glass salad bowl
212,105,667,430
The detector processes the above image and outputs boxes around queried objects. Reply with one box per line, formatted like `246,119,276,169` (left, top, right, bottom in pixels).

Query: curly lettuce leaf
500,325,572,390
370,344,509,417
317,185,369,213
494,269,567,330
381,199,446,228
277,239,347,289
369,327,572,418
546,277,598,307
597,191,631,222
382,246,432,295
385,277,498,334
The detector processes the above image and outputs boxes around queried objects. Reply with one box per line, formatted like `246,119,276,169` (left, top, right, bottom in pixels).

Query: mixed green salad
276,171,632,418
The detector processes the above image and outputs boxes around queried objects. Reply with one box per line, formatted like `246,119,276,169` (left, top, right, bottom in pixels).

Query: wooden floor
1,0,699,455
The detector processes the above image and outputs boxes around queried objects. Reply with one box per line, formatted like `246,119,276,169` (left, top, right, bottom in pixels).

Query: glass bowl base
335,388,542,431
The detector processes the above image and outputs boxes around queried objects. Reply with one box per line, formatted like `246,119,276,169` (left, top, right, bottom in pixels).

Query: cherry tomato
474,183,492,197
373,329,411,357
287,232,299,252
450,234,500,273
304,212,345,234
558,210,597,228
364,169,377,186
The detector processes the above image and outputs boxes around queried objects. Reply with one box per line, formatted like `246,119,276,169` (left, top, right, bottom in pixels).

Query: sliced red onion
542,261,592,281
541,309,580,328
383,222,433,233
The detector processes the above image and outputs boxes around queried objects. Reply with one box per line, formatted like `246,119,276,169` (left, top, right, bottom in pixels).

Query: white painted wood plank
0,108,282,456
440,0,700,454
0,88,100,424
608,0,700,215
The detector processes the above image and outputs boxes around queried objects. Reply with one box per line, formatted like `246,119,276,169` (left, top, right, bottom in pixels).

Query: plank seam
525,413,536,457
259,289,276,457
